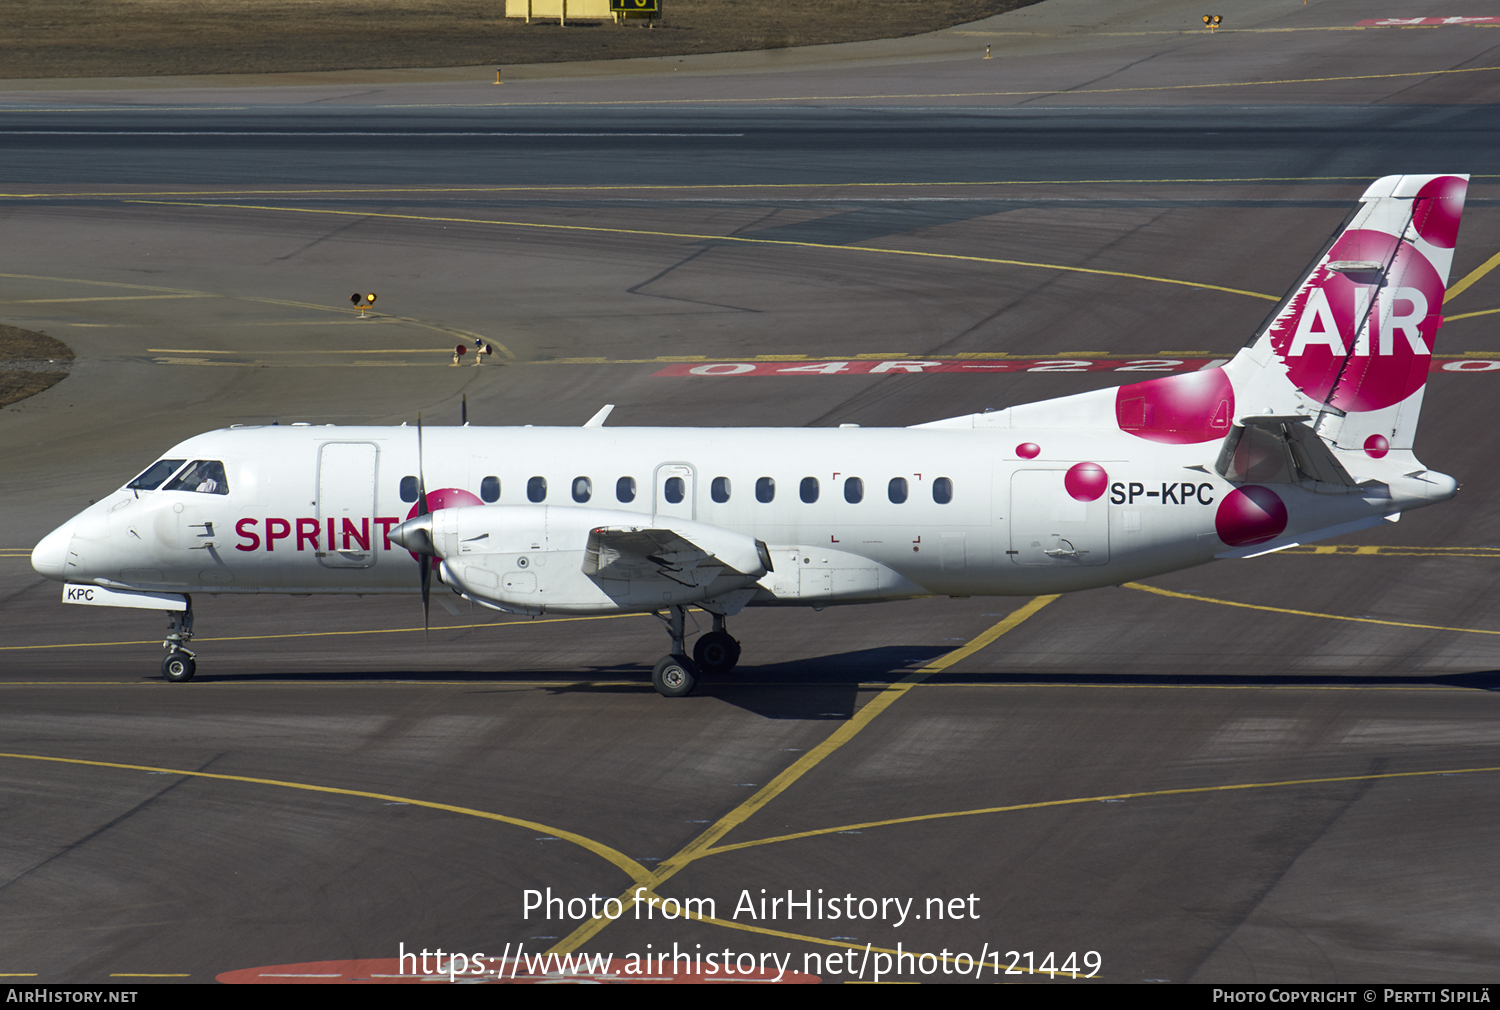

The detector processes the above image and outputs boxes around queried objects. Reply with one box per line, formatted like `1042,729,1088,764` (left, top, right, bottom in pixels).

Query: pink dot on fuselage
1016,442,1040,459
404,487,484,560
1215,486,1288,547
1364,434,1389,458
406,487,483,520
1065,462,1108,502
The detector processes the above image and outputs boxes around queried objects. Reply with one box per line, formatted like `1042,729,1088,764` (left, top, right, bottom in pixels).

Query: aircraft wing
583,526,751,585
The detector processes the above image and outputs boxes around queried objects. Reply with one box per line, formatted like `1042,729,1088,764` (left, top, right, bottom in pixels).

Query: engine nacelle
399,505,770,615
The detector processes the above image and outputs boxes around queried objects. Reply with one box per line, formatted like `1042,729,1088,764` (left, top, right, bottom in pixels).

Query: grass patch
0,324,73,409
2,0,1038,79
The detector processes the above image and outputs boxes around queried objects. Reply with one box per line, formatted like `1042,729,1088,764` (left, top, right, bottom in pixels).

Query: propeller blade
421,555,431,637
416,412,430,517
416,412,430,638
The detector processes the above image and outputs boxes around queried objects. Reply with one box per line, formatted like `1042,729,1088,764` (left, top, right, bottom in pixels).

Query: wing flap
584,526,727,584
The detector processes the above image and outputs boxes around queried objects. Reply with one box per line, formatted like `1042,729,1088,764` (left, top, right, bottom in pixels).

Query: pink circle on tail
1215,486,1288,547
1115,368,1234,444
1065,462,1108,502
1016,442,1040,459
1412,175,1467,250
1364,434,1389,458
1269,229,1443,413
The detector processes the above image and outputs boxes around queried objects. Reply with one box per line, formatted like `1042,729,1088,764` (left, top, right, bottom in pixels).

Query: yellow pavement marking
669,912,1073,977
1445,249,1500,304
109,974,190,977
1445,307,1500,322
0,294,209,304
954,26,1375,38
0,175,1423,199
703,765,1500,859
358,63,1500,107
1124,581,1500,635
0,751,652,885
545,595,1059,955
147,347,445,354
1280,545,1500,557
0,611,645,652
131,201,1278,303
0,271,512,359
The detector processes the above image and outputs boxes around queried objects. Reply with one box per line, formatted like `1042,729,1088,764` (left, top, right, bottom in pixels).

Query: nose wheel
162,651,196,682
161,599,197,682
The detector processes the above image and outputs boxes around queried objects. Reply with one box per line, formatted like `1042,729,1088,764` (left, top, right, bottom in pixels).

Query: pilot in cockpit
128,459,231,495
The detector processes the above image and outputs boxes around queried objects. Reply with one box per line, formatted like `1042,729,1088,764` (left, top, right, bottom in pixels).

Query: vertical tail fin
1224,174,1468,457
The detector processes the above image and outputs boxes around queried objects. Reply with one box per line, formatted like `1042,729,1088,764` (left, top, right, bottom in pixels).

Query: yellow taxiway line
129,200,1280,302
1125,581,1500,636
542,596,1059,956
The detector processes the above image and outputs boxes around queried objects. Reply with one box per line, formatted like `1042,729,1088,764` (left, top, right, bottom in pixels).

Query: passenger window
844,477,863,504
756,477,775,503
800,477,819,503
665,476,685,504
616,476,636,503
480,476,500,503
127,459,186,491
528,476,547,503
888,477,908,504
164,460,230,495
711,477,731,503
400,476,419,503
933,477,953,504
572,477,592,503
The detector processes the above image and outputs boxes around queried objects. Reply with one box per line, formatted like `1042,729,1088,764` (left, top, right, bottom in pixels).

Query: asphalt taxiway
3,0,1500,984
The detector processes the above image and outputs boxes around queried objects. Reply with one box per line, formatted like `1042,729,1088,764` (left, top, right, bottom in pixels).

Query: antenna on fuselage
461,394,467,426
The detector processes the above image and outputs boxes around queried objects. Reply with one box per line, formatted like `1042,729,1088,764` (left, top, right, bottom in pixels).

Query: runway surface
3,0,1500,985
2,105,1500,185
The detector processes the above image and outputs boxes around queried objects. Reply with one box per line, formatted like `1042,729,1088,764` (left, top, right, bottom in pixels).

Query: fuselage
31,411,1450,612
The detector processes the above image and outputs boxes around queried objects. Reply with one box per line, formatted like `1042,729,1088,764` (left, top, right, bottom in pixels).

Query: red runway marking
653,359,1500,377
1358,16,1500,24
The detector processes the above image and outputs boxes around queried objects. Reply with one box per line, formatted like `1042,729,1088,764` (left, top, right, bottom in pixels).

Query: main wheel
162,652,196,683
693,631,741,676
652,654,697,698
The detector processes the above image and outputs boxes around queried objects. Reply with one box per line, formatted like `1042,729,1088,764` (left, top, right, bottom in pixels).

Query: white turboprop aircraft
31,174,1467,695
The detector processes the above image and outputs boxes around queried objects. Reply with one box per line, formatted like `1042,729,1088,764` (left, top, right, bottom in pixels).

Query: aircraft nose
31,523,73,581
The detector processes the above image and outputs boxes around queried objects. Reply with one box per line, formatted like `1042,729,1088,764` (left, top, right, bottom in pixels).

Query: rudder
1224,174,1468,457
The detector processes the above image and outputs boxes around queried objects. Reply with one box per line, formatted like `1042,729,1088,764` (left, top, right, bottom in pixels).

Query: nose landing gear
161,599,196,682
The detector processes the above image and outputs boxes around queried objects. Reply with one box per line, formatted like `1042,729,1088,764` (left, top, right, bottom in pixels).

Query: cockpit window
126,459,186,491
163,460,230,495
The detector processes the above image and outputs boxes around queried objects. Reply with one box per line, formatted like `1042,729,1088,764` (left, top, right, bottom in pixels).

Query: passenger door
318,442,378,568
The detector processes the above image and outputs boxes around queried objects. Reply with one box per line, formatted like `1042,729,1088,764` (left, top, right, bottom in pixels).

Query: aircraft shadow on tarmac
142,648,1500,719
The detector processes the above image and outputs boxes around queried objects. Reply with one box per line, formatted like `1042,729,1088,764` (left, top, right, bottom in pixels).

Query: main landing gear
161,598,197,683
651,606,741,698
